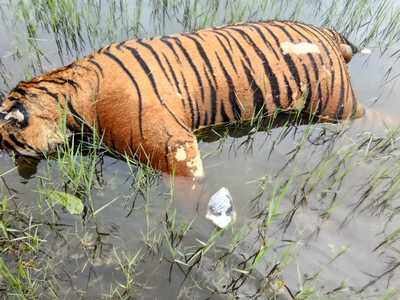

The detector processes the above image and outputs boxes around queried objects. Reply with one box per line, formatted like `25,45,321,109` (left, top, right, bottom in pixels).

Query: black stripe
296,24,336,114
336,65,346,119
72,63,92,73
241,59,266,116
164,135,171,172
192,32,205,41
56,77,81,92
273,23,316,111
183,34,218,125
220,101,231,123
247,23,280,60
227,27,281,109
329,71,335,108
67,100,84,124
219,30,256,73
181,73,199,129
116,41,126,50
260,24,302,103
12,87,27,96
203,66,217,125
292,22,335,67
9,134,31,150
183,34,218,88
74,64,101,94
279,22,324,113
350,87,357,117
129,127,135,155
97,46,106,53
31,86,59,102
109,129,117,151
318,35,339,113
3,139,17,152
284,75,293,107
216,54,241,121
270,22,297,41
301,63,313,111
283,54,302,98
215,30,267,115
91,65,101,96
103,51,144,137
97,45,112,54
137,40,173,85
88,59,105,77
257,23,304,97
282,22,317,45
213,30,233,50
34,78,80,93
310,58,322,113
215,35,238,73
159,38,182,64
162,53,185,108
299,23,347,115
167,37,206,105
123,45,191,133
258,23,281,47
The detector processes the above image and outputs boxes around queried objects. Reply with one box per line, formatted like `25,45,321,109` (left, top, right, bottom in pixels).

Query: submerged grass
1,0,400,299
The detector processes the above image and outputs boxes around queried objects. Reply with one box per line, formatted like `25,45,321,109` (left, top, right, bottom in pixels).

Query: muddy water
1,1,400,299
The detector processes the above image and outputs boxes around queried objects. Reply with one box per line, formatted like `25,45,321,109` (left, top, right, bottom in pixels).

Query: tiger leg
165,133,204,179
138,119,204,179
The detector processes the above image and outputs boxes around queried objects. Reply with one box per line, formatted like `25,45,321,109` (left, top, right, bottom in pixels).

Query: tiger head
323,28,359,63
0,88,65,158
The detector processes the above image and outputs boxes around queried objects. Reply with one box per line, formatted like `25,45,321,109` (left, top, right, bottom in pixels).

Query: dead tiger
0,20,365,178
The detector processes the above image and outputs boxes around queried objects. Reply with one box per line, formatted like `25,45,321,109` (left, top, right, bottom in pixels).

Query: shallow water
1,1,400,299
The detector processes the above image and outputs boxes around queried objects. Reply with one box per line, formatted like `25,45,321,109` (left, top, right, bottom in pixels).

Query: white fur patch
187,154,204,178
281,42,320,55
175,145,187,161
5,110,24,122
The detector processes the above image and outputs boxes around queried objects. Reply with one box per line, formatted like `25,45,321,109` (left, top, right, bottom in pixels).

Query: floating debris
206,187,236,229
360,48,372,55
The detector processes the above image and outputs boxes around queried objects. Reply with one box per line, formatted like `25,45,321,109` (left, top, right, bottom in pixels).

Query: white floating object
206,187,236,229
360,48,372,55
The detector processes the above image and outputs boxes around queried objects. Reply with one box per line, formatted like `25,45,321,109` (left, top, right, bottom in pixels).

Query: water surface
1,1,400,299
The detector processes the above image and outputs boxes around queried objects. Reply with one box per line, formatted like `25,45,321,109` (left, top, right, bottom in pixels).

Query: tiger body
0,20,364,178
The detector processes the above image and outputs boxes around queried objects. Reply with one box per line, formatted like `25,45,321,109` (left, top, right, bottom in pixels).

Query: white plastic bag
206,187,236,229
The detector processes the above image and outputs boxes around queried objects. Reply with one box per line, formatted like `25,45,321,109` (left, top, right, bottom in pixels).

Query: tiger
0,20,365,179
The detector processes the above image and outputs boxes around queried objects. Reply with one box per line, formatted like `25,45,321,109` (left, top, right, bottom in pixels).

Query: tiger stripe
256,23,302,109
310,24,353,119
274,22,321,111
102,50,144,137
216,29,271,115
282,22,325,113
293,22,351,117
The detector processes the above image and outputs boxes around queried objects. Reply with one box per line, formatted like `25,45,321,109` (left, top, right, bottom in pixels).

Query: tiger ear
340,44,353,63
